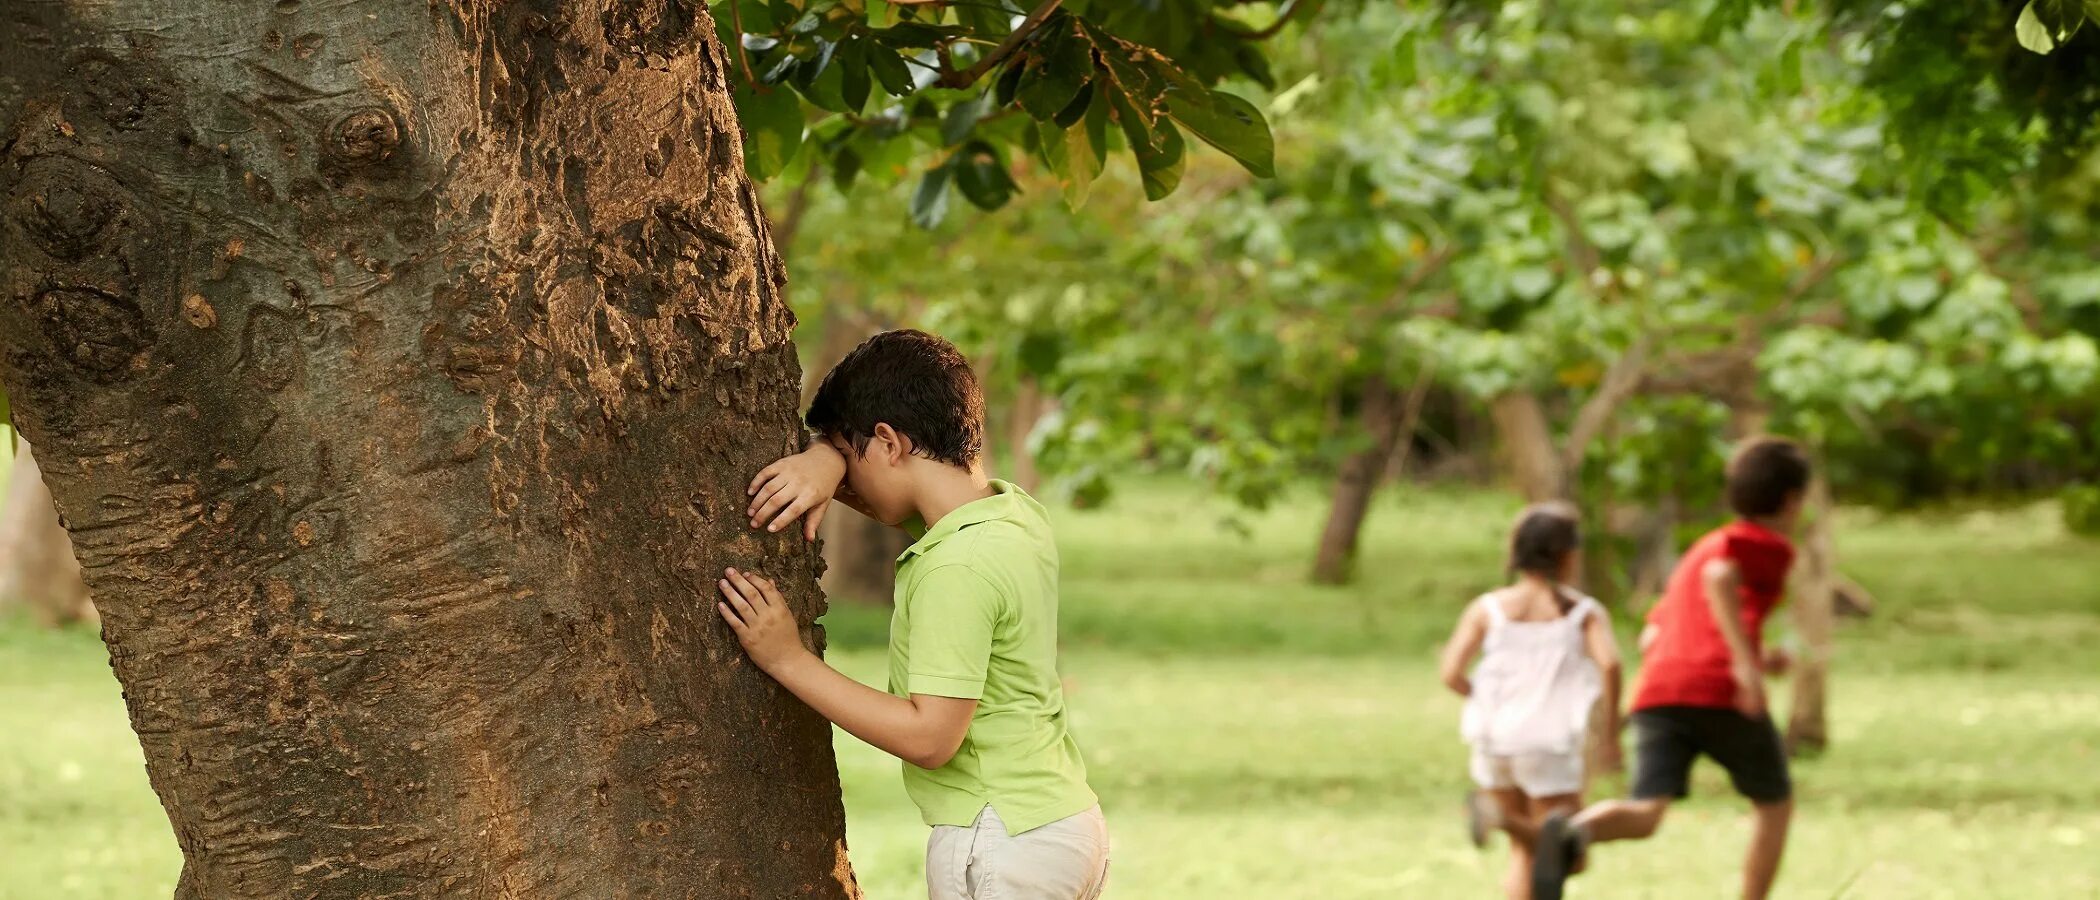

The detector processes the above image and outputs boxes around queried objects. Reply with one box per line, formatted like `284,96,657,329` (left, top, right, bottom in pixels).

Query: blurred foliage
716,0,1292,221
2063,484,2100,535
779,0,2100,530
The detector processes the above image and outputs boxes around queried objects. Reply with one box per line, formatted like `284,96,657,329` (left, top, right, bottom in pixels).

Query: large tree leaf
733,81,805,179
2016,0,2085,54
942,91,994,146
866,44,914,96
1037,111,1104,209
837,34,870,111
1166,88,1274,178
951,142,1019,211
1107,84,1185,201
911,165,952,228
1018,18,1096,121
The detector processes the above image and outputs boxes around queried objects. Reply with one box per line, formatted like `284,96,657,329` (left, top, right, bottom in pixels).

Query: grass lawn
3,482,2097,898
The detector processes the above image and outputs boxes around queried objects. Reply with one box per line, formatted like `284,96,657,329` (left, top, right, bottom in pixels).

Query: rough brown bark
1311,374,1411,584
0,4,856,898
0,441,97,626
1786,473,1837,754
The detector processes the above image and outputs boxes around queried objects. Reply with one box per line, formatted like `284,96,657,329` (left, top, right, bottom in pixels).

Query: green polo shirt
887,480,1097,834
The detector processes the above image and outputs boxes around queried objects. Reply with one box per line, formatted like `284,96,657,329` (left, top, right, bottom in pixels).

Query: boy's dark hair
806,329,985,468
1509,501,1582,580
1726,436,1813,517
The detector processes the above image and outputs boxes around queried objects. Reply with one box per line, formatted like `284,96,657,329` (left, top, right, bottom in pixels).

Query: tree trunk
0,442,97,626
1489,391,1566,502
1312,374,1413,584
1786,473,1837,754
818,512,908,606
0,5,857,898
1007,376,1045,494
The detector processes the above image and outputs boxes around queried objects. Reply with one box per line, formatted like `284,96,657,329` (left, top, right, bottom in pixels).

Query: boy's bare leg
1506,794,1580,899
1572,797,1668,844
1742,798,1791,900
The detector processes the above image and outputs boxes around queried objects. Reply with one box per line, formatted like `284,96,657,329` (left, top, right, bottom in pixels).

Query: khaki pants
926,805,1110,900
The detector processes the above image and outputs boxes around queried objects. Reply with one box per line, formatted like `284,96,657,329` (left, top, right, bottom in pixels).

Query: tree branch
728,1,757,87
940,0,1064,89
1560,334,1652,473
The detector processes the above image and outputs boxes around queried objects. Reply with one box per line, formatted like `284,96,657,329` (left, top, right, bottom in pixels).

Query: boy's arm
747,442,849,540
717,569,975,768
1581,608,1625,763
1700,557,1766,717
1437,603,1488,697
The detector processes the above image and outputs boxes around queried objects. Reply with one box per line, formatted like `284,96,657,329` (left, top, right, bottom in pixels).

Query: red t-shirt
1631,520,1795,712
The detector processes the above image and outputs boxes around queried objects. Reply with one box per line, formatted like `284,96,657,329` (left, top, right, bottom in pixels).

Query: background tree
0,1,1288,896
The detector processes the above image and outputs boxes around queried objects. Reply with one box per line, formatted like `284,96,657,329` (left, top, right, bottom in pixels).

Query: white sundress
1460,588,1605,759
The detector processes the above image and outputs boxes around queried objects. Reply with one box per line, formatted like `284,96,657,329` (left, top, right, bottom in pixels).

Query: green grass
5,483,2099,897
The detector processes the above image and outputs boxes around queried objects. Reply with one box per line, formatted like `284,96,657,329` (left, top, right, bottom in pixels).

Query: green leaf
2016,1,2056,53
838,35,871,111
1391,29,1417,85
2016,0,2083,54
951,141,1018,211
1081,81,1110,172
911,165,951,229
794,39,851,112
1018,19,1094,121
712,0,776,51
867,44,914,96
1037,112,1102,209
761,51,800,85
733,81,805,180
1018,332,1064,376
1109,85,1185,201
831,144,863,192
1166,88,1274,178
942,92,992,147
1053,82,1093,129
994,61,1026,109
959,3,1018,38
1233,40,1275,90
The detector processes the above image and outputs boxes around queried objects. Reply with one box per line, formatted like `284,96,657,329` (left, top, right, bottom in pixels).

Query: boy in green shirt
716,330,1108,900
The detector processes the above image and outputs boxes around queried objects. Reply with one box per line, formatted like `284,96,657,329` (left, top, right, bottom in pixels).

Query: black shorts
1629,706,1792,804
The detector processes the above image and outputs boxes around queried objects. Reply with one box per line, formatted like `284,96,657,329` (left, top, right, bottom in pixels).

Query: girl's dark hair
1508,501,1582,580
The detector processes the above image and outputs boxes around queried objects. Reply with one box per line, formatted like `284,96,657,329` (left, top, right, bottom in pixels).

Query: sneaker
1531,812,1586,900
1463,791,1497,848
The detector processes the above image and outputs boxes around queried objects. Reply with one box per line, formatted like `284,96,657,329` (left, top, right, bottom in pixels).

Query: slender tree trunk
1007,376,1045,494
0,4,856,898
1786,473,1837,754
1312,373,1420,584
1489,391,1566,502
0,442,96,626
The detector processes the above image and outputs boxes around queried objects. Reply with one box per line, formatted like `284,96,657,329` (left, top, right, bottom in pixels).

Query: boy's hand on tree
748,444,848,540
718,568,807,671
1761,645,1792,677
1731,661,1768,719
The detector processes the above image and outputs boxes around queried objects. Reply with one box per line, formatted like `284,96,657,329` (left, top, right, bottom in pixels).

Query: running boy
714,330,1109,900
1440,502,1622,900
1532,436,1813,900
